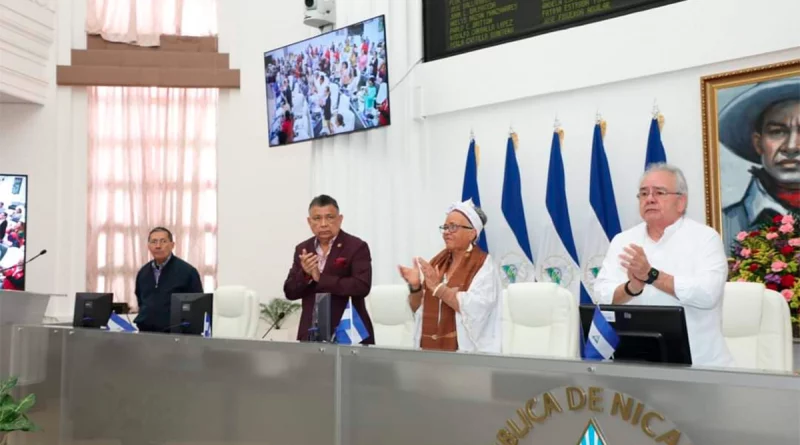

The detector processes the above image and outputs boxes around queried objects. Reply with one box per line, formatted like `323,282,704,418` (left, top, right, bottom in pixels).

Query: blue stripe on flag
584,306,619,360
462,138,488,252
589,124,621,240
501,136,534,263
644,117,667,169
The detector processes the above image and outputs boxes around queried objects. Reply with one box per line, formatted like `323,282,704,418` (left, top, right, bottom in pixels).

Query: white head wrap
446,199,483,237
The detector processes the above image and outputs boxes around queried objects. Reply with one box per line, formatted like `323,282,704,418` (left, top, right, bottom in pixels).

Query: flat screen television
0,174,27,290
264,15,390,146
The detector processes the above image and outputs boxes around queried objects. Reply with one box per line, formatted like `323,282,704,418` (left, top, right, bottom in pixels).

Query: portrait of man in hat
718,76,800,252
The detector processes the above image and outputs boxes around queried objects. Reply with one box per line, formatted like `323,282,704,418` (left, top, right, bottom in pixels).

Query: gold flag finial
554,117,564,145
596,111,607,139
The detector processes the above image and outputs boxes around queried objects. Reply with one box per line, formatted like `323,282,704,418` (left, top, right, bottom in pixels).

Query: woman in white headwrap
398,200,502,353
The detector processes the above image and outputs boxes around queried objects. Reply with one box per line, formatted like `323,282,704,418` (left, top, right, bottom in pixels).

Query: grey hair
641,163,689,214
473,206,488,226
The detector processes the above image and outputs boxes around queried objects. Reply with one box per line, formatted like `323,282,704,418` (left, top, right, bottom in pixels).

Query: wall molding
0,0,54,104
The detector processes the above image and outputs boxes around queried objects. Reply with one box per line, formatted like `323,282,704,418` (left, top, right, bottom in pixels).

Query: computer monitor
169,293,213,335
72,293,113,328
579,304,692,366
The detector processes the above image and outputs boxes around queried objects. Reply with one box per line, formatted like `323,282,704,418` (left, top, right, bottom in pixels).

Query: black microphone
261,312,286,339
0,249,47,274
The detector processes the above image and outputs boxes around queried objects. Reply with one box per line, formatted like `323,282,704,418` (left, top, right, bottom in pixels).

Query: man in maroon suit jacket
283,195,375,344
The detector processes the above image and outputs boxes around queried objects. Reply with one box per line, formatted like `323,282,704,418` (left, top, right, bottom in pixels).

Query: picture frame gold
701,58,800,254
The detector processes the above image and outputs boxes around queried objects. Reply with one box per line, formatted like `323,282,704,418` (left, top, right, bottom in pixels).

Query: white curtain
86,0,218,47
309,1,438,286
87,87,219,308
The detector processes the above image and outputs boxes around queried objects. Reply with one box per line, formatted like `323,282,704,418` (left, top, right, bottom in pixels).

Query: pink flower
790,238,800,247
772,261,788,272
782,215,796,226
740,248,752,258
779,224,794,234
736,231,748,241
781,289,794,302
737,278,747,282
766,232,779,240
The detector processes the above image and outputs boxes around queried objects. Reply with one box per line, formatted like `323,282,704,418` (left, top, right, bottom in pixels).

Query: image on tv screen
264,15,390,146
0,174,27,291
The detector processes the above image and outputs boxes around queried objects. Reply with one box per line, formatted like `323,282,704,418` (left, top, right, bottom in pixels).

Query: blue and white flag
582,122,621,303
644,116,667,169
584,306,619,360
202,312,212,338
495,134,536,287
538,130,583,300
106,312,137,332
462,137,489,252
335,298,370,345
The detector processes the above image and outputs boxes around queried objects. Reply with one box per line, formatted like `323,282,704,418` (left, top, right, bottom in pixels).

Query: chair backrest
365,284,414,348
501,289,511,354
722,282,792,372
212,285,259,339
505,283,579,358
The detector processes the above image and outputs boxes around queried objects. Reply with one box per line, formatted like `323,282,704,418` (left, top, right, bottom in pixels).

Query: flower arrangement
729,214,800,329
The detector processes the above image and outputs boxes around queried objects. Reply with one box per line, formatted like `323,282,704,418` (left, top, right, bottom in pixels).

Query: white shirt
594,217,735,368
413,254,503,354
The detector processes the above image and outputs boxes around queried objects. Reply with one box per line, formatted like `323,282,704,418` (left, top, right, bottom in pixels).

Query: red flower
781,246,794,256
782,275,796,288
334,257,347,268
773,215,784,224
767,283,779,291
749,231,760,237
768,226,778,232
749,263,760,272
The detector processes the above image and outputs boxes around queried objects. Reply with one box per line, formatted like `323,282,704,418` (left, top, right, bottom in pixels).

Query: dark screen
424,0,685,61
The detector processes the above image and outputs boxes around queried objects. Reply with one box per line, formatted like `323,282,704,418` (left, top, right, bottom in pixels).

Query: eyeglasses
637,188,683,200
439,224,474,233
148,239,171,246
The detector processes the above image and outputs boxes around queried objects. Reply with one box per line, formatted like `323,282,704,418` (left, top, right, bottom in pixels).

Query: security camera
304,0,336,29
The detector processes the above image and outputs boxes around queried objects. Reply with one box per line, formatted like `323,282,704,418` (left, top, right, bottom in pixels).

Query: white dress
413,254,503,354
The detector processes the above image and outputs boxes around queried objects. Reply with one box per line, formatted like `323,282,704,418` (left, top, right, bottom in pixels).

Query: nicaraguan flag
582,122,621,303
462,137,488,252
644,116,667,169
584,306,619,360
202,312,212,338
335,298,369,345
106,312,137,332
538,130,584,300
495,134,536,286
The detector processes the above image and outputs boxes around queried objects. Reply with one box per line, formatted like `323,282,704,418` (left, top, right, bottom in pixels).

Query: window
87,87,218,306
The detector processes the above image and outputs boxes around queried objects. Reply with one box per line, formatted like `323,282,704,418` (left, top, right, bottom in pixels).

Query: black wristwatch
408,283,422,293
644,267,660,285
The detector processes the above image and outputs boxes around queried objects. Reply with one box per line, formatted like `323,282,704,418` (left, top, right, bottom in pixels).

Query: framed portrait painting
702,59,800,256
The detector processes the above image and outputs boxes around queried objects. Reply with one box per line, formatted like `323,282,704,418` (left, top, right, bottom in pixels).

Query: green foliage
260,299,301,329
0,377,37,433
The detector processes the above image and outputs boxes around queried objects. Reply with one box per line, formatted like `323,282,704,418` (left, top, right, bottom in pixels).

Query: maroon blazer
283,230,375,344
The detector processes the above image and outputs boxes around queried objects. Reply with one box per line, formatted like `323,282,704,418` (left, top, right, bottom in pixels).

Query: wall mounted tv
264,15,391,147
0,174,28,291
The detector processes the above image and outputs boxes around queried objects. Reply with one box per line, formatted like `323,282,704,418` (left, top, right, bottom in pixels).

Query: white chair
212,285,259,339
501,289,512,354
504,283,579,358
365,284,414,348
722,282,793,372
